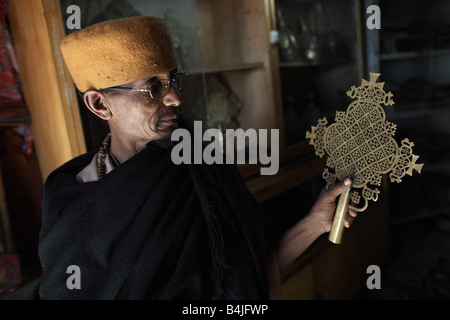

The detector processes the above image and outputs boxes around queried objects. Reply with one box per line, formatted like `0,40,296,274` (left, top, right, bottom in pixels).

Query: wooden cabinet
7,0,389,299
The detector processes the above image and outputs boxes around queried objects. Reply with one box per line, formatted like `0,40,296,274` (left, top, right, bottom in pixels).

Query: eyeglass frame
99,71,187,100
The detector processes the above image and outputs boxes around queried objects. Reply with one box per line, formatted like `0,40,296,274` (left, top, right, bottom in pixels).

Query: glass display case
272,0,364,146
262,0,366,228
366,0,450,225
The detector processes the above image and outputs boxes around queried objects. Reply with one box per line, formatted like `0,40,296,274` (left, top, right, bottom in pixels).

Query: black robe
38,141,279,300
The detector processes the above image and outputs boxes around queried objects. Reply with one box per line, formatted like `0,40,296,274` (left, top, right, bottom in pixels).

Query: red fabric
0,0,25,107
0,1,33,158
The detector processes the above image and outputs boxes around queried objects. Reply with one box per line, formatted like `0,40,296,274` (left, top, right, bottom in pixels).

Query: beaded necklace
97,133,120,180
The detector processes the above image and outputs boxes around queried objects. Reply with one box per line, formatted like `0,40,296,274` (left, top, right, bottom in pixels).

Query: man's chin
152,117,180,149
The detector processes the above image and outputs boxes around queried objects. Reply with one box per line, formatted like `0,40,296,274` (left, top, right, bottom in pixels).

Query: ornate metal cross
306,73,423,243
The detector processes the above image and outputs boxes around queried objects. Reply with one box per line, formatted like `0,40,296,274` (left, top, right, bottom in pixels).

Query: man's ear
83,89,112,120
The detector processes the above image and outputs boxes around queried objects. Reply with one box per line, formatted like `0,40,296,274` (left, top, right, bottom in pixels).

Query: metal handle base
329,188,351,244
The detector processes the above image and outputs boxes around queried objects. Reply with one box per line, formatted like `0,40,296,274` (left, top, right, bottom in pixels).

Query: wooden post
8,0,86,180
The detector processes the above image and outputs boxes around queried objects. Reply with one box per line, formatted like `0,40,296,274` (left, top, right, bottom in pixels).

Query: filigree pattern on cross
306,73,423,212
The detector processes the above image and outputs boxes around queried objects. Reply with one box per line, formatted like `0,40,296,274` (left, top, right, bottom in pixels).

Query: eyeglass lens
150,73,186,99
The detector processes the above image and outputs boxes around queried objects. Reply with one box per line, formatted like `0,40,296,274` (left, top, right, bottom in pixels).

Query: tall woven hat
60,16,178,92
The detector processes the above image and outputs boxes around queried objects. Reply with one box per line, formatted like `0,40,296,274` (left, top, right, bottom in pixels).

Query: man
38,16,357,300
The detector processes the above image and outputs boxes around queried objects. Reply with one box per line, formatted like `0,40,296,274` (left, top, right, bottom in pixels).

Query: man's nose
162,84,182,107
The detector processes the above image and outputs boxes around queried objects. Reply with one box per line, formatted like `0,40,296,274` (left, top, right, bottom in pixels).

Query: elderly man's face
104,70,182,143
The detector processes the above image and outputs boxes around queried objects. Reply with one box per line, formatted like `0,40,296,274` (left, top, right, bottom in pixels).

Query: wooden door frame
8,0,86,180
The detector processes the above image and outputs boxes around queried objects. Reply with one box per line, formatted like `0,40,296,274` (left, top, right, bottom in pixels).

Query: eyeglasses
101,72,186,100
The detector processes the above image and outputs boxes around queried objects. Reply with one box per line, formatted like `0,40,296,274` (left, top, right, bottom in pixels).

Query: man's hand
307,178,358,234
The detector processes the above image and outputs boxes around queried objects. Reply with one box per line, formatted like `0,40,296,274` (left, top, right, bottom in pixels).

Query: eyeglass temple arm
100,86,134,92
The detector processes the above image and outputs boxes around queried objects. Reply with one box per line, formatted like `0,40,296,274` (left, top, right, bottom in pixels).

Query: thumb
327,178,352,199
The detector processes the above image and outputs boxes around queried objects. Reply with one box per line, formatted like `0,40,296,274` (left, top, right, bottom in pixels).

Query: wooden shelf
0,106,29,126
245,155,326,204
279,61,319,68
239,140,315,180
380,48,450,61
187,62,264,75
279,58,352,68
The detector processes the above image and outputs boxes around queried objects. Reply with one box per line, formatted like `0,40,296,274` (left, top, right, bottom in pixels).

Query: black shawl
38,141,279,299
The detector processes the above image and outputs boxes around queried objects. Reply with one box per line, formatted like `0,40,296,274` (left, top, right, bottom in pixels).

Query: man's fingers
327,178,352,199
349,208,358,217
345,216,353,228
345,211,357,228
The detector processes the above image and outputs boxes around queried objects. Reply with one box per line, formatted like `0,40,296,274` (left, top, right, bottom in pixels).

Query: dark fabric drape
38,141,279,300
